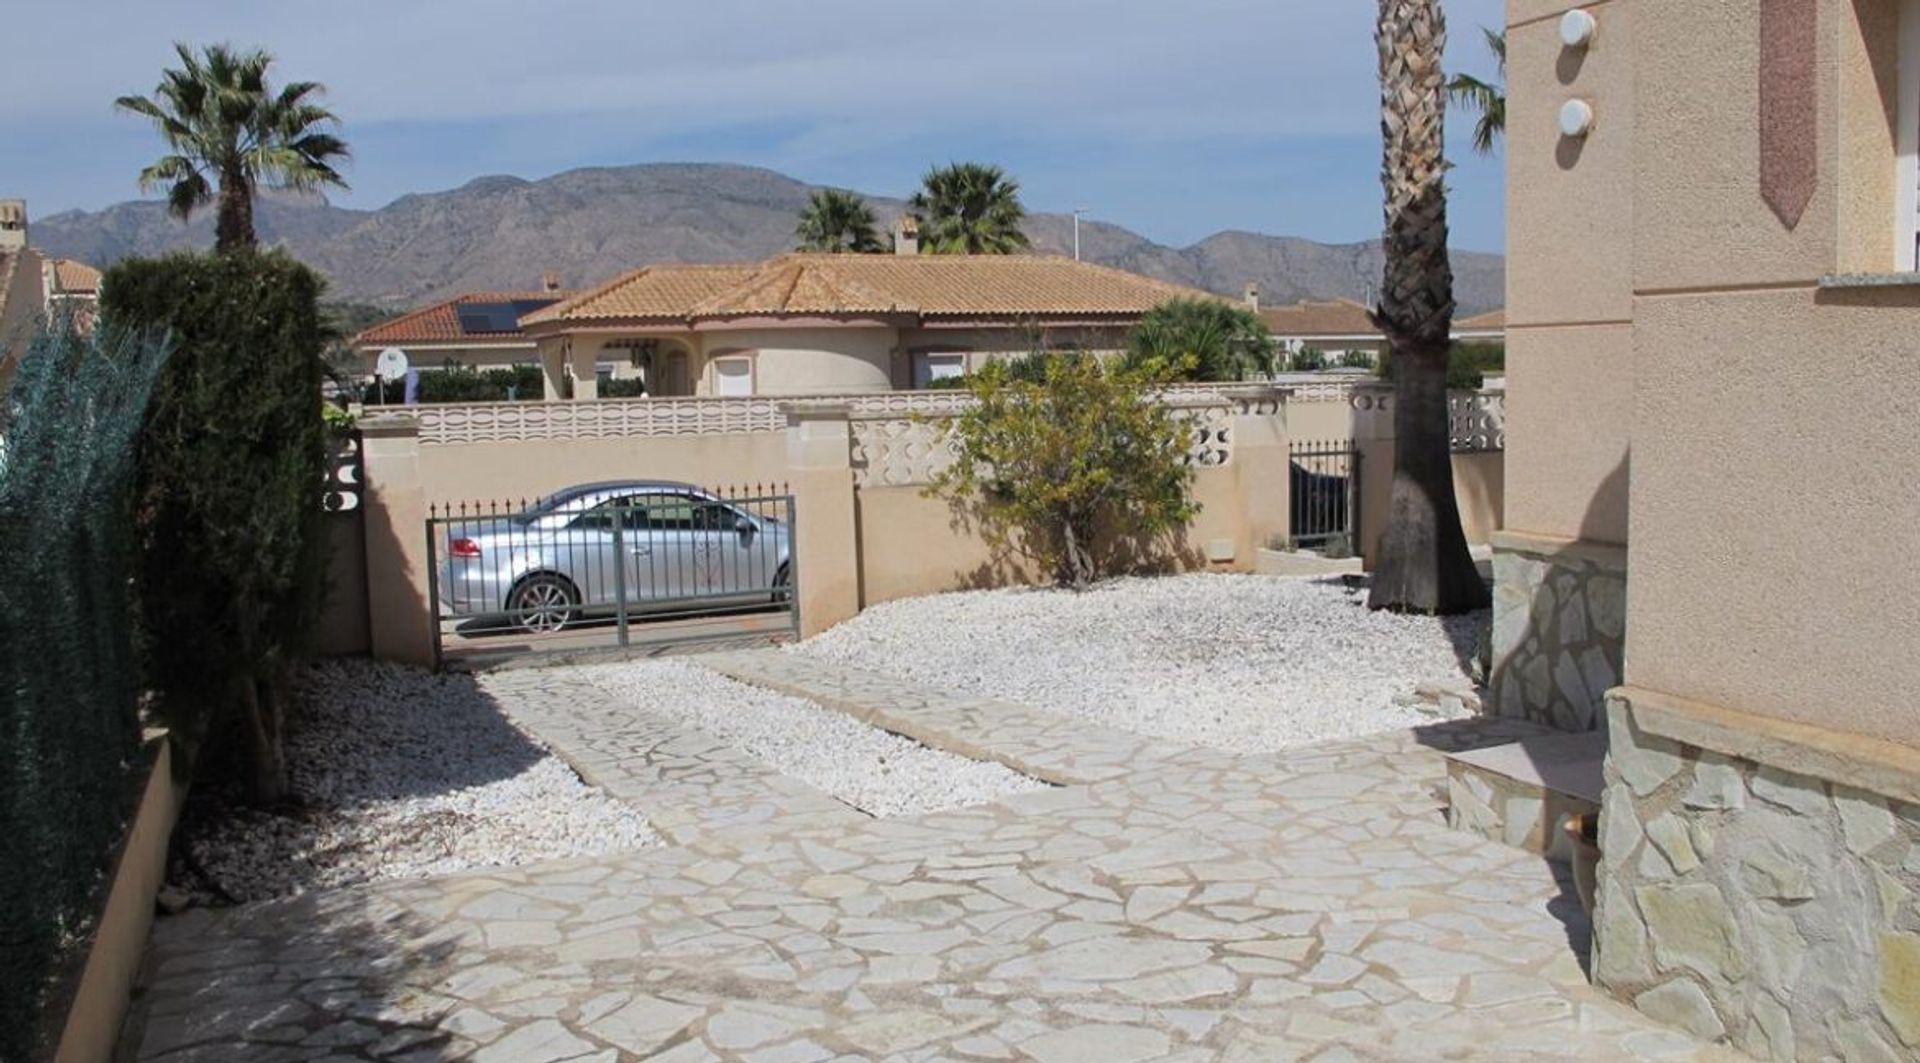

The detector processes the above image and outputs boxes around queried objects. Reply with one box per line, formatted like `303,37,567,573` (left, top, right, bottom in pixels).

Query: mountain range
28,163,1505,314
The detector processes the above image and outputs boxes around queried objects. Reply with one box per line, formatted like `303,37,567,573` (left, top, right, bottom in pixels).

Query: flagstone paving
132,654,1734,1062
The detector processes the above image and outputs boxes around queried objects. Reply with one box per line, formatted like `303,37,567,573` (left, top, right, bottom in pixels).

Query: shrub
1377,340,1505,390
1124,298,1276,382
100,250,332,804
600,376,648,398
0,323,170,1059
1287,346,1329,372
362,363,546,404
926,351,1198,588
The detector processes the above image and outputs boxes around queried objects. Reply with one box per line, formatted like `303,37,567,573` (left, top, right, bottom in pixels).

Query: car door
621,492,704,607
558,497,632,608
690,499,767,598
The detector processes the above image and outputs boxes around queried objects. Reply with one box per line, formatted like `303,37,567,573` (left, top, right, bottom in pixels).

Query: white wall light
1559,99,1596,138
1560,9,1597,49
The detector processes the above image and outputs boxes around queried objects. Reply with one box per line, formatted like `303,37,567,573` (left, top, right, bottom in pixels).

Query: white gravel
576,659,1051,816
794,573,1486,753
181,659,658,903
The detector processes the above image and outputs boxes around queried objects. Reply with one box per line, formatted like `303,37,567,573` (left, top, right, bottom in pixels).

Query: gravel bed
795,573,1485,753
576,659,1051,816
179,659,658,903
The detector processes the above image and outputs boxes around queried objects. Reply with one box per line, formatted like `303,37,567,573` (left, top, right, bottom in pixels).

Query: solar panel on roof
455,299,562,335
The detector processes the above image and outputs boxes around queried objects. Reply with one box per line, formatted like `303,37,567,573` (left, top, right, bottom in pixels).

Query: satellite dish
375,347,410,381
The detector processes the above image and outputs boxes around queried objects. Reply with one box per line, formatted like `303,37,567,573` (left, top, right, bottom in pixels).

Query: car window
569,498,631,531
627,493,698,531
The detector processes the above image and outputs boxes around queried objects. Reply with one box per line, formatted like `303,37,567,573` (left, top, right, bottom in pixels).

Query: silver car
437,480,792,633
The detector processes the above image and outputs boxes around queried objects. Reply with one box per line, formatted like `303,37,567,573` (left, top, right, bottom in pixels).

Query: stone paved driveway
133,653,1730,1062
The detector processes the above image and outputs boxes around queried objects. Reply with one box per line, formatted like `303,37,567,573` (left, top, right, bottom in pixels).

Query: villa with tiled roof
351,280,572,380
368,232,1231,399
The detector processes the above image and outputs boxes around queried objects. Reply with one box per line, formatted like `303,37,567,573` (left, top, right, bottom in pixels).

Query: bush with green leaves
101,250,332,804
926,352,1198,588
0,323,170,1059
1287,346,1329,372
1377,341,1505,390
1124,298,1276,382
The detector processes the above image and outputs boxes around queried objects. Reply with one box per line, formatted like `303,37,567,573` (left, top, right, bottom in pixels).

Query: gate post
358,413,437,667
783,401,860,638
1349,383,1397,570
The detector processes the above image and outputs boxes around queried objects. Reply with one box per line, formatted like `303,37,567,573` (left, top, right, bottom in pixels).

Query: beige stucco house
515,251,1225,400
1497,2,1920,1057
1258,296,1505,363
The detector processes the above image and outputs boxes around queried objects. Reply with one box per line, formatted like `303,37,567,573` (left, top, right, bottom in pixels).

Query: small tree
910,162,1031,254
1288,346,1329,372
101,249,332,803
927,353,1198,588
795,188,883,252
1125,298,1276,382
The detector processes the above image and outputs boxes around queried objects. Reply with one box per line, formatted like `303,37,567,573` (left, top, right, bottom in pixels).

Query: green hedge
1376,341,1505,390
100,250,331,800
364,364,546,404
0,324,170,1059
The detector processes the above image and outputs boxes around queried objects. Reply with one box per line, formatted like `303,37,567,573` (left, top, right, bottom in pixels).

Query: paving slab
132,655,1733,1062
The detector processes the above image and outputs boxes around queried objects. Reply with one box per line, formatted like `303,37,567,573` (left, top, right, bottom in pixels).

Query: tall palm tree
1124,298,1276,382
794,188,884,252
1368,0,1488,615
1447,28,1507,155
909,162,1031,254
117,43,349,253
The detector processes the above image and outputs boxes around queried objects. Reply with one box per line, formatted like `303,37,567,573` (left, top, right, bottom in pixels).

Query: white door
714,357,753,396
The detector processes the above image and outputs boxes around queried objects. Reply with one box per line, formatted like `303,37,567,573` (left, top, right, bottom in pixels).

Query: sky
0,0,1508,253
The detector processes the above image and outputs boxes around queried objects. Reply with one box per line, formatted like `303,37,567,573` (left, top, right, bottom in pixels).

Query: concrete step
1443,729,1605,862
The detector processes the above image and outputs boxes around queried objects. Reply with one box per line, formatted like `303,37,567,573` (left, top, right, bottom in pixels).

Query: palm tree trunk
1369,0,1488,615
215,172,256,253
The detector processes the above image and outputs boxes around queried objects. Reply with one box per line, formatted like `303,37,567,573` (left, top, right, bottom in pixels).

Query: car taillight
450,537,482,558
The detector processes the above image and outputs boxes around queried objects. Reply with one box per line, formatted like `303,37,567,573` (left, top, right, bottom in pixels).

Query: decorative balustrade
1450,390,1506,453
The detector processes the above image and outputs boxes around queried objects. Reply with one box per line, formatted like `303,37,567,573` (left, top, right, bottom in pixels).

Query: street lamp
1072,208,1088,260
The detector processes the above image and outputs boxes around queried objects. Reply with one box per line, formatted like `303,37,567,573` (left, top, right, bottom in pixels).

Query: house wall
1505,2,1920,1056
697,326,897,395
0,246,46,387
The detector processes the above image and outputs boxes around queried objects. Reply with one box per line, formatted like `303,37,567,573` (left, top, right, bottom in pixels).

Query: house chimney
541,270,562,292
1242,282,1259,313
0,200,26,251
892,214,920,256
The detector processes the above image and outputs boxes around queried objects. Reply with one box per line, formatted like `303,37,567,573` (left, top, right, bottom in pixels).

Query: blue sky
0,0,1508,252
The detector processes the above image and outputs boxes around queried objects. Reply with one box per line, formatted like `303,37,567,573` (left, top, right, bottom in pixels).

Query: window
912,350,967,388
712,356,754,396
1900,0,1920,270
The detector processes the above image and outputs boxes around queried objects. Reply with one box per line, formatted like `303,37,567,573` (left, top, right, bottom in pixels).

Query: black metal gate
426,485,799,667
1289,441,1361,555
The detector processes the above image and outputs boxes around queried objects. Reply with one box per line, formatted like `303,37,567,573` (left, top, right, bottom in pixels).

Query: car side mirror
735,516,755,540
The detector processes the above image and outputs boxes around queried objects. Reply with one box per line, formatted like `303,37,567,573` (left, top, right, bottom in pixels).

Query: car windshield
519,485,643,522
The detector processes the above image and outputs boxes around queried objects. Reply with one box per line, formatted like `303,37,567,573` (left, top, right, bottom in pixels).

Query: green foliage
1376,341,1504,390
1333,349,1378,370
600,376,649,398
1447,29,1507,156
795,188,884,252
926,352,1198,589
369,362,546,404
1287,346,1329,372
117,43,350,251
100,249,332,802
1123,298,1276,382
0,323,171,1060
910,162,1031,254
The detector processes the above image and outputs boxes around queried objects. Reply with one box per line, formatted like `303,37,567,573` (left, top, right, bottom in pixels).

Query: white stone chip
793,574,1487,752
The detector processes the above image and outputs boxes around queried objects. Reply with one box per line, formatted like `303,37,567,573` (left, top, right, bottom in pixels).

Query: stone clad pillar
357,413,436,667
782,401,860,638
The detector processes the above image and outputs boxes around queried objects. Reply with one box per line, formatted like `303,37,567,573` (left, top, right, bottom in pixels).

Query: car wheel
510,573,579,633
771,562,792,605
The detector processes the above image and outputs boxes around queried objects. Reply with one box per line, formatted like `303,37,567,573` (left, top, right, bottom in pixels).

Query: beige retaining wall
330,383,1504,664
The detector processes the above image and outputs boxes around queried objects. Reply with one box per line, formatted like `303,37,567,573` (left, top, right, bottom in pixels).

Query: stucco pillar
570,339,600,401
1348,383,1396,569
783,401,860,638
539,340,566,401
357,413,436,667
1230,389,1290,561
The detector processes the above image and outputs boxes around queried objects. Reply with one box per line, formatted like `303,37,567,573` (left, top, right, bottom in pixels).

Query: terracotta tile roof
47,258,100,295
355,291,573,346
523,254,1223,327
1456,307,1505,331
1259,298,1381,338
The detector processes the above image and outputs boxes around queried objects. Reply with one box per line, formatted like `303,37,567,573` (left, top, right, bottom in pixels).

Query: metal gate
426,484,798,667
1289,440,1361,555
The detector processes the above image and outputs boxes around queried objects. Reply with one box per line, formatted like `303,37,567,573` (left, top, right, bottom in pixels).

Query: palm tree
795,188,884,252
909,162,1031,254
1447,28,1507,155
1124,298,1276,382
117,43,349,253
1368,0,1489,615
